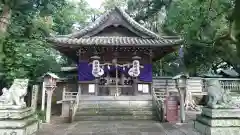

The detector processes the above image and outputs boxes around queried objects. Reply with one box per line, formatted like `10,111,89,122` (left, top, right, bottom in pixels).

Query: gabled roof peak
62,6,162,39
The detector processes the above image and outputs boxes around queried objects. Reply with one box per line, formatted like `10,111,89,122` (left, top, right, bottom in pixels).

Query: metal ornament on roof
92,60,104,77
128,60,140,77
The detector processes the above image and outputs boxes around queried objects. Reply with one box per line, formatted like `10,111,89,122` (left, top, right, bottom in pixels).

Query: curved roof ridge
48,36,183,47
66,10,112,38
55,7,165,39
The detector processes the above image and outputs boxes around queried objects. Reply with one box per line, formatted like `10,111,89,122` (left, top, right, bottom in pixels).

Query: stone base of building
0,107,39,135
194,107,240,135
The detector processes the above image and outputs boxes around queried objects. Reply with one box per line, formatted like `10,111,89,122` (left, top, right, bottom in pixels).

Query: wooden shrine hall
48,7,183,120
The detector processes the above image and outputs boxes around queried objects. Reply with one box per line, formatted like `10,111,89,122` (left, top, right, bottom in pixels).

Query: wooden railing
70,90,80,122
153,77,204,93
202,78,240,92
153,77,240,94
61,88,80,123
152,87,167,122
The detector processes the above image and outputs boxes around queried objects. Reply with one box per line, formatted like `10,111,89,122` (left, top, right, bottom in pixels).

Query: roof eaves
48,37,183,47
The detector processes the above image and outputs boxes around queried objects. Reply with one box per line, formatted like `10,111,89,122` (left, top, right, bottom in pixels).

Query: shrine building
47,7,183,120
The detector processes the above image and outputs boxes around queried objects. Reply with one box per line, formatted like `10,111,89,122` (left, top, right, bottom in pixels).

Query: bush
36,110,46,123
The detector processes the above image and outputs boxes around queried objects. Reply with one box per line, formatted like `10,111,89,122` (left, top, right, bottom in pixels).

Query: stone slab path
37,111,201,135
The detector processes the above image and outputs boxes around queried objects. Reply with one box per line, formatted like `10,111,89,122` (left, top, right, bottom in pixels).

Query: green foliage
162,0,234,76
3,10,61,84
124,0,237,76
52,0,92,35
102,0,127,10
0,0,92,86
0,0,238,83
36,110,46,122
127,0,170,22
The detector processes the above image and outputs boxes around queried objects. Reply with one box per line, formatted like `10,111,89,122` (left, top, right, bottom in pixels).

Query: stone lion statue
206,79,234,109
0,79,29,108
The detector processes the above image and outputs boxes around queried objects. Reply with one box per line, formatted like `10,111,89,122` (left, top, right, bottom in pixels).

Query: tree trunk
0,5,12,78
228,1,240,74
0,5,12,34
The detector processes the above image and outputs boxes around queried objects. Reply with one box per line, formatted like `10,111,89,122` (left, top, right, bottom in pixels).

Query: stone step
78,104,153,109
75,99,155,121
77,107,154,111
74,115,157,121
78,101,153,108
76,110,155,116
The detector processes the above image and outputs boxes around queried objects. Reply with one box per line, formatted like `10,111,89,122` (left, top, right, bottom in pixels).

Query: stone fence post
41,82,46,111
31,85,39,112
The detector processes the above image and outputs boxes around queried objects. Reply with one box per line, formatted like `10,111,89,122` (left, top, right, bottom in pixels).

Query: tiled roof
62,7,162,39
49,36,182,47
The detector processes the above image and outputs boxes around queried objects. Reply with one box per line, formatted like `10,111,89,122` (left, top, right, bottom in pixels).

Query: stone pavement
37,111,201,135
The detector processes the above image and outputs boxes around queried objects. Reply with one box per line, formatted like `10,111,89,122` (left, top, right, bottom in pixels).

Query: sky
86,0,104,9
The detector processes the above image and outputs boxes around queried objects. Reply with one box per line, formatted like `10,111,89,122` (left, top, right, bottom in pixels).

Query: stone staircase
74,96,157,121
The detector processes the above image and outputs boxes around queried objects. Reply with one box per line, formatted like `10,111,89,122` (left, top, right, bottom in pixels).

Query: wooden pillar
78,48,82,95
132,54,141,96
113,52,119,96
107,71,110,85
149,48,153,95
78,84,81,95
91,47,100,96
121,72,124,85
95,78,99,96
115,64,119,96
133,78,138,95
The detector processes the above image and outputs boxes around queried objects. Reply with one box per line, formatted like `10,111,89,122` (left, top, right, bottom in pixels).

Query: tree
127,0,171,22
231,0,240,42
0,0,31,77
161,0,234,76
125,0,236,76
0,0,92,86
0,0,67,83
52,0,93,35
101,0,127,10
222,0,240,73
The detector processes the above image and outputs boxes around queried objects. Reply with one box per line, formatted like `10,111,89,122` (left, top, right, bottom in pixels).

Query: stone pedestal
0,107,39,135
194,107,240,135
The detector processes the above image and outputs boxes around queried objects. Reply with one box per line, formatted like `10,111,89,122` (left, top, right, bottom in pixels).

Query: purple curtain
78,62,152,82
78,62,95,81
103,65,127,73
139,64,152,82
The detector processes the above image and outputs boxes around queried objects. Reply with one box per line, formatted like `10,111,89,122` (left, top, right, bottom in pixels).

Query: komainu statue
0,79,29,108
206,79,237,109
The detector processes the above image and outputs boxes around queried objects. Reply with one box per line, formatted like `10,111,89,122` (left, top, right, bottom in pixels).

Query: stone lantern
43,72,59,123
173,73,189,123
